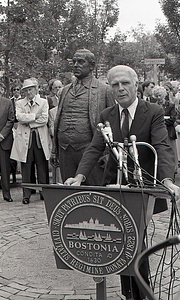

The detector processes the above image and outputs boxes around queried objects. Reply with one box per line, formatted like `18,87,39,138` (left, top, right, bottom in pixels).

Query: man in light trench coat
11,78,52,204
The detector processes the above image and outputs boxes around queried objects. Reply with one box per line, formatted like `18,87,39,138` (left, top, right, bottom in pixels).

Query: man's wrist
75,174,86,182
162,178,173,185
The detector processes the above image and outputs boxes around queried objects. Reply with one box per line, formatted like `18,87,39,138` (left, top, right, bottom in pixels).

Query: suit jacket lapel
0,98,6,121
130,99,148,136
107,104,122,142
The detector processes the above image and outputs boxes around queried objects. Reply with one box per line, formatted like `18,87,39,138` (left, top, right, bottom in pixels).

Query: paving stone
64,296,92,300
49,290,74,295
0,289,12,298
74,290,95,295
8,283,27,291
1,285,19,294
39,295,63,299
9,296,34,300
25,288,49,294
17,291,40,298
0,277,10,285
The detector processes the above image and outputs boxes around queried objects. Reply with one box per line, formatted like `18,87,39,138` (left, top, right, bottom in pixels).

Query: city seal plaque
50,191,138,277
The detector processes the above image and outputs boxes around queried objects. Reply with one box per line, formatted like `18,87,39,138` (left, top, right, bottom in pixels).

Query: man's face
13,86,21,99
52,80,62,96
72,53,92,79
24,86,37,100
146,83,154,97
109,68,138,108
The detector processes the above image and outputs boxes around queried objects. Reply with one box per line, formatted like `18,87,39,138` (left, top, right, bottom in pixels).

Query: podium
23,183,168,299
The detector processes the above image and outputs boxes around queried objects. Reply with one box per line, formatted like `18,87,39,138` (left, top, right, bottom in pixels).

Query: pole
153,64,158,85
95,277,107,300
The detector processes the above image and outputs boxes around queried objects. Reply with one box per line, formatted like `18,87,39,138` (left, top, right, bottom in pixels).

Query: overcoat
11,94,52,162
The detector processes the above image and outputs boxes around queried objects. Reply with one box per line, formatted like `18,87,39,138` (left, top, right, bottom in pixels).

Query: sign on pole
144,58,165,65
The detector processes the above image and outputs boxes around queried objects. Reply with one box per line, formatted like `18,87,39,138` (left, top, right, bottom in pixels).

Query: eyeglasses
14,88,20,91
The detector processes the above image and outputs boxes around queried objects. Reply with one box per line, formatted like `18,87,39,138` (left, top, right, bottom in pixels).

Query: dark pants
10,159,17,183
58,145,103,186
0,145,11,199
121,240,149,300
21,132,49,199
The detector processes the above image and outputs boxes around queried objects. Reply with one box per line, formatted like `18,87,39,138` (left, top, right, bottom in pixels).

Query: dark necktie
30,100,33,106
121,108,129,139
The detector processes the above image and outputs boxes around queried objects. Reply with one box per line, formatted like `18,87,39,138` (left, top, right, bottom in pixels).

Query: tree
104,24,165,81
155,0,180,78
0,0,119,94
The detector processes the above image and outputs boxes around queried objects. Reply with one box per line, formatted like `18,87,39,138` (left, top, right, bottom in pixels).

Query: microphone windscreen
130,135,137,142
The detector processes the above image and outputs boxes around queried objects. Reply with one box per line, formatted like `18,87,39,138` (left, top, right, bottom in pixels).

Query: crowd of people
1,48,180,299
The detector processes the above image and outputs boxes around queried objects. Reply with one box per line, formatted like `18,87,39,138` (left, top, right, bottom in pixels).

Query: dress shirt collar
117,97,138,120
25,94,40,106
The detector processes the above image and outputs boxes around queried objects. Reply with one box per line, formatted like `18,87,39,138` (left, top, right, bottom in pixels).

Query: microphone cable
134,235,180,300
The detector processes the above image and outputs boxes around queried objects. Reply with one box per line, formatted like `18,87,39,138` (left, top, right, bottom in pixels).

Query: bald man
65,65,180,300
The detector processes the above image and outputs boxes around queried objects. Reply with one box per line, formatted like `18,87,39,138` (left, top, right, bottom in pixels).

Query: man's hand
64,174,85,186
50,153,58,168
163,179,180,201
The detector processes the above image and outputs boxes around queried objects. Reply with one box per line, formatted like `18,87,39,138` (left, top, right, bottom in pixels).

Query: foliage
104,24,166,81
155,0,180,78
0,0,119,94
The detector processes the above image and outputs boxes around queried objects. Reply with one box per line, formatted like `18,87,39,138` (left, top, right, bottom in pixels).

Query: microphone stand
111,140,158,188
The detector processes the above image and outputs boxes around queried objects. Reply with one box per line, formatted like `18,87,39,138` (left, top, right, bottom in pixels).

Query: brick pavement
0,173,180,300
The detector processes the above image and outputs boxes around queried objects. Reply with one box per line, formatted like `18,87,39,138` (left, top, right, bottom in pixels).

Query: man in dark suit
64,65,180,299
142,80,156,103
51,48,115,185
0,82,15,202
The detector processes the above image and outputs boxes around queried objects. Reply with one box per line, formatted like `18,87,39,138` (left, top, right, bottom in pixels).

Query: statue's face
72,53,92,79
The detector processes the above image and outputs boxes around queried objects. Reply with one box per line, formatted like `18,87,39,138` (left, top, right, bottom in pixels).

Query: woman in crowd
153,85,178,174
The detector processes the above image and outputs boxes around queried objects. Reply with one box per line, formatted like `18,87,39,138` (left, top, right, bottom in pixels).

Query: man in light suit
51,48,114,185
0,82,14,202
65,65,180,299
11,78,51,204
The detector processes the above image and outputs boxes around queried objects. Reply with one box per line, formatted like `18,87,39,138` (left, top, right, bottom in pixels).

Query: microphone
97,123,109,144
123,138,129,183
104,121,113,142
130,135,143,184
97,122,119,160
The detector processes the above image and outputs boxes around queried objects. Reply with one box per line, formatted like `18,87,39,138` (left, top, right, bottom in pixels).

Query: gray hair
107,65,138,85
